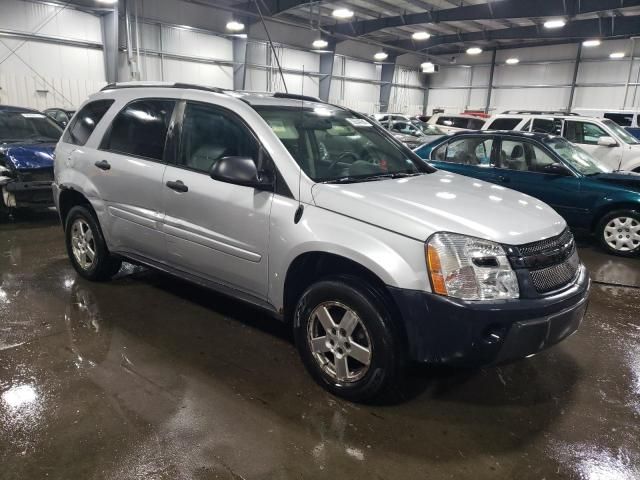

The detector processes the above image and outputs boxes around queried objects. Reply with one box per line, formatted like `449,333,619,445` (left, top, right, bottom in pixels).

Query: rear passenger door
94,98,177,261
161,101,273,299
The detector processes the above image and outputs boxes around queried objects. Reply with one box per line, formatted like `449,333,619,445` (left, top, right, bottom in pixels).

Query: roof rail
272,92,322,103
100,82,226,94
501,109,580,116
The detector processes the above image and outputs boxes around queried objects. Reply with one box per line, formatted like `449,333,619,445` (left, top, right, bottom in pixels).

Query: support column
567,42,582,112
318,41,336,102
484,49,496,114
100,2,119,83
232,37,248,91
379,54,397,113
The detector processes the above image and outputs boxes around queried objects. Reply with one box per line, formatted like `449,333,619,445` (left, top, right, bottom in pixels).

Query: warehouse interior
1,0,640,479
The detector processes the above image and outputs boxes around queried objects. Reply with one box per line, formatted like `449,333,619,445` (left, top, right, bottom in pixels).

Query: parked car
0,105,63,212
54,82,589,401
372,113,445,148
427,113,485,133
415,131,640,256
482,113,640,171
44,107,75,127
411,114,431,123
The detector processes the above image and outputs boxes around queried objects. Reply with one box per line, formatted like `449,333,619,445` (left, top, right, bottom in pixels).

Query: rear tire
596,209,640,257
293,277,404,403
64,205,121,280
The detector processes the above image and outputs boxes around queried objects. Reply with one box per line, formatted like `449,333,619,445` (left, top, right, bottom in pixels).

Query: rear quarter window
487,118,521,130
63,99,114,146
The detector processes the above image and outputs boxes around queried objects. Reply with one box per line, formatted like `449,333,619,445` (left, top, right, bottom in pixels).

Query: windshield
543,137,610,175
602,118,639,144
256,106,433,183
411,120,445,136
0,111,63,143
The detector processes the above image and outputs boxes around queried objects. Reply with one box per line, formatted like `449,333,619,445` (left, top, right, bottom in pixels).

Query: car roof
489,113,604,122
446,130,558,141
433,113,479,119
0,105,41,113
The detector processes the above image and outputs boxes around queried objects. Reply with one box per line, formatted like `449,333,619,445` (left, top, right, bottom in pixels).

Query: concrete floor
1,211,639,480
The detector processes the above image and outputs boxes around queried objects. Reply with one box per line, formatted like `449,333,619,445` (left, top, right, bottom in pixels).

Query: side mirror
210,156,274,191
542,162,572,176
597,136,618,147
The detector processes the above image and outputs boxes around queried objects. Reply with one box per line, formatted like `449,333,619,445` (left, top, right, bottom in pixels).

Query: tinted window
441,137,494,166
532,118,561,134
64,100,113,146
467,118,485,129
498,139,556,172
564,121,608,145
178,102,258,174
437,116,467,128
604,113,633,127
487,118,521,130
102,99,175,160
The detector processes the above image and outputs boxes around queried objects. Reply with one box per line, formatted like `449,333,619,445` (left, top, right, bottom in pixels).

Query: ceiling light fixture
332,8,354,19
374,51,388,61
505,57,519,65
610,52,625,59
312,39,329,49
96,0,117,3
226,21,245,32
421,62,436,73
466,47,482,55
582,39,601,47
412,31,431,40
544,19,566,29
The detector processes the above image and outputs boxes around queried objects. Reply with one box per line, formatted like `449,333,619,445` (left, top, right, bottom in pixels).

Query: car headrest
511,145,524,158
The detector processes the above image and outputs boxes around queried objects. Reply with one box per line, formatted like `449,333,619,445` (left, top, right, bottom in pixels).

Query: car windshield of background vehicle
412,121,445,136
602,119,640,144
256,107,434,183
543,137,610,175
0,112,63,143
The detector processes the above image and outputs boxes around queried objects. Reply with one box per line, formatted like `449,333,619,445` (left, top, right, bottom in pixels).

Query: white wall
0,0,105,109
329,55,382,113
427,39,640,115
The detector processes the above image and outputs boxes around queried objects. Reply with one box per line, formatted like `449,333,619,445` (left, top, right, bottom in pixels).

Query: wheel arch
58,188,95,228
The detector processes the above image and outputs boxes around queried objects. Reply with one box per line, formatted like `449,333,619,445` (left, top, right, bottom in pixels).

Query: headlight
426,232,519,300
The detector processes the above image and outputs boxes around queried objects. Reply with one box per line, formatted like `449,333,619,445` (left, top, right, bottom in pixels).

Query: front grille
518,228,574,256
530,248,580,293
18,168,54,183
509,229,580,294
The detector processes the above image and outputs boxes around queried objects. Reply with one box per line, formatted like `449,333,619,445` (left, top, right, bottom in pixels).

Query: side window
101,99,175,161
531,118,555,134
498,140,556,172
432,142,447,161
564,121,608,145
487,118,521,130
63,99,114,146
177,102,259,174
443,137,493,165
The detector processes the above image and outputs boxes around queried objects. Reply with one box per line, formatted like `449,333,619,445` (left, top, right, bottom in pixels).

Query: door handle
166,180,188,193
94,160,111,171
497,175,510,183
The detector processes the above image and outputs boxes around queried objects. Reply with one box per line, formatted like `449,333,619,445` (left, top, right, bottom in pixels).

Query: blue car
415,131,640,257
0,105,63,212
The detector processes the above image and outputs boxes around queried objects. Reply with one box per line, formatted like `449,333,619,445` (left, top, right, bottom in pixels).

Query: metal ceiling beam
329,0,640,37
386,15,640,52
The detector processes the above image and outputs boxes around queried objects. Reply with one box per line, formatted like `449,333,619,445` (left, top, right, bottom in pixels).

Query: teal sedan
414,131,640,257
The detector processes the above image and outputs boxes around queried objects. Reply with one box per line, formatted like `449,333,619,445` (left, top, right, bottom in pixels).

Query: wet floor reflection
0,215,639,479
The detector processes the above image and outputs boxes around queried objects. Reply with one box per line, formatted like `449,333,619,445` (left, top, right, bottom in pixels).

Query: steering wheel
327,151,359,172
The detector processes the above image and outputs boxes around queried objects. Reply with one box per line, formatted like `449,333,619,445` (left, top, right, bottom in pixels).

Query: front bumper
2,180,54,208
388,264,590,366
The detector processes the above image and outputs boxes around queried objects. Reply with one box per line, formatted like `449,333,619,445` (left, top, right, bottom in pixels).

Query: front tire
293,278,404,402
65,205,122,280
596,209,640,257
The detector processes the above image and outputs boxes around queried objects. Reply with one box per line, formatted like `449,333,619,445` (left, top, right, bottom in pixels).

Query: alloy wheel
70,218,96,270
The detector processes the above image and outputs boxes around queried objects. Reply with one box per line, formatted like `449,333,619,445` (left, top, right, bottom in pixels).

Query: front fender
267,197,429,311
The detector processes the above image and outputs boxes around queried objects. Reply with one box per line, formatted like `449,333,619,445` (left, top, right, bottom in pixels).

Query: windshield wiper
322,172,422,184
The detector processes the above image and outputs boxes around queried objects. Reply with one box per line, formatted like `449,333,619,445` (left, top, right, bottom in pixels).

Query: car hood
0,143,56,170
311,170,566,245
592,171,640,191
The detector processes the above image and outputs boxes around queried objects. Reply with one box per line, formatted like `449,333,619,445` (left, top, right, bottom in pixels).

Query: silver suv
54,82,590,402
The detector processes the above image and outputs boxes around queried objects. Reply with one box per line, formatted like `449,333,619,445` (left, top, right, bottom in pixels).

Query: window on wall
177,102,259,174
64,99,114,146
101,99,176,161
564,121,608,145
498,139,556,172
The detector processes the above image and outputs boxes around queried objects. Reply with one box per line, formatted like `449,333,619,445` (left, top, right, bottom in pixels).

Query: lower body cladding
389,264,590,365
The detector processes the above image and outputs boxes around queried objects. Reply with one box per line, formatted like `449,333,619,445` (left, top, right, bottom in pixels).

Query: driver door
161,101,273,299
